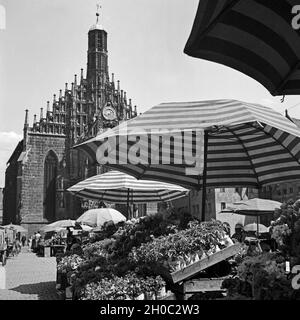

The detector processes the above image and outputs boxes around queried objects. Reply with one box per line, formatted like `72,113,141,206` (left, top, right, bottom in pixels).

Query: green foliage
60,213,194,299
129,220,229,272
271,199,300,260
79,273,165,300
223,252,300,300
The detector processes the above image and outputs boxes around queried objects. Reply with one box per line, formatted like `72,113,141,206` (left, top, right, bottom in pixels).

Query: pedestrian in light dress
28,236,32,252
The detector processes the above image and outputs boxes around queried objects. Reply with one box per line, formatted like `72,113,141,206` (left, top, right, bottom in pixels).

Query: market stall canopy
184,0,300,96
3,223,27,233
80,225,93,232
223,198,282,216
244,223,269,233
75,100,300,190
67,170,189,204
76,208,126,228
40,219,76,233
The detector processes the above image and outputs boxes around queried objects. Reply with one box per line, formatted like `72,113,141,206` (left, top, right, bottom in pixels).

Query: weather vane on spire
96,3,101,24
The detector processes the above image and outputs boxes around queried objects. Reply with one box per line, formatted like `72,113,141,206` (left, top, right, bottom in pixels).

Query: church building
3,12,138,234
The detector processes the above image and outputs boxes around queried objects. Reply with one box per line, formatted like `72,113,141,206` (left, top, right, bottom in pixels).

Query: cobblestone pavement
0,246,59,300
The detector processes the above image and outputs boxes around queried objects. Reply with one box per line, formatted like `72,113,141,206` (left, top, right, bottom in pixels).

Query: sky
1,0,300,187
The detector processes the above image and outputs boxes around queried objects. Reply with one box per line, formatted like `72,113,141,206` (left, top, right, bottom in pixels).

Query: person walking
28,236,32,252
66,227,74,251
31,233,36,252
21,235,26,247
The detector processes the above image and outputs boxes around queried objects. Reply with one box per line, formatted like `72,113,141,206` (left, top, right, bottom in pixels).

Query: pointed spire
24,109,29,128
53,94,56,102
59,89,62,99
65,83,68,91
117,80,120,92
47,101,50,113
128,100,132,117
134,105,137,114
74,74,77,85
111,73,115,84
33,114,37,125
96,3,101,24
81,68,84,81
129,99,132,107
124,91,127,104
40,108,43,120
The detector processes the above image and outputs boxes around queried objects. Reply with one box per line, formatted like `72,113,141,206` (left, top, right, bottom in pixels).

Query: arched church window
43,150,58,222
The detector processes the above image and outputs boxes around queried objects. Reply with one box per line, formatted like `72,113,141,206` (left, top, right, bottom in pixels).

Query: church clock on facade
3,8,138,234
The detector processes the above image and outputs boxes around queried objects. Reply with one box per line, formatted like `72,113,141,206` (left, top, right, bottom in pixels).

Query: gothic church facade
3,16,138,234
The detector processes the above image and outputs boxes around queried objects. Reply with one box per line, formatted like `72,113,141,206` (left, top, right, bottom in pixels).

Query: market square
1,0,300,302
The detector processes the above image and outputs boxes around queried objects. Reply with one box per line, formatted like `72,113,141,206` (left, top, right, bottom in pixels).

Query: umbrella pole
256,214,259,239
127,188,130,219
188,191,191,214
201,130,208,222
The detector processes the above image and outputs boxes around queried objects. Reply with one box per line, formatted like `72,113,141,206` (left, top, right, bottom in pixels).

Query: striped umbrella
67,170,189,204
184,0,300,96
75,99,300,220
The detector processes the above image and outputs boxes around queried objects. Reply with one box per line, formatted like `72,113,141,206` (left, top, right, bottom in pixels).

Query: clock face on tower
102,103,117,121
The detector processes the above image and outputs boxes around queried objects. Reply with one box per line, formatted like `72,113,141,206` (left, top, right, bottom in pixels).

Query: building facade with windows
173,187,258,232
3,15,138,234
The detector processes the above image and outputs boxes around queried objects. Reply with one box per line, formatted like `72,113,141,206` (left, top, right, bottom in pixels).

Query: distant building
3,12,138,234
173,187,258,232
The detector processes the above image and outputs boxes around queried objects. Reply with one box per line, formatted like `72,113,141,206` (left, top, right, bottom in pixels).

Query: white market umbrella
3,223,27,233
76,208,126,228
244,223,269,234
224,198,282,216
40,219,76,233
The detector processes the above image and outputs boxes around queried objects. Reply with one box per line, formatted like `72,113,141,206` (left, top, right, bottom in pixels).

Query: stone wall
20,132,66,231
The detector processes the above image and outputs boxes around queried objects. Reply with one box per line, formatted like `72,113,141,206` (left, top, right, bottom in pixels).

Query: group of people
226,222,276,255
28,231,42,253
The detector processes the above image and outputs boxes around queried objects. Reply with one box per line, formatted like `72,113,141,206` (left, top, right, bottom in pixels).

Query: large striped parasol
67,170,189,204
184,0,300,96
75,99,300,220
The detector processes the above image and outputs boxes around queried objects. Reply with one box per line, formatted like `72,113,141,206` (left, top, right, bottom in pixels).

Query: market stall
55,211,247,300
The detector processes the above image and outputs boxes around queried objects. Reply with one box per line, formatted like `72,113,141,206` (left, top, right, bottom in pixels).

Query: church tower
86,6,109,110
